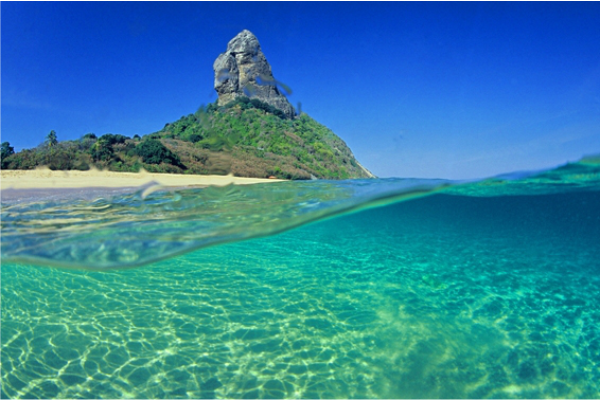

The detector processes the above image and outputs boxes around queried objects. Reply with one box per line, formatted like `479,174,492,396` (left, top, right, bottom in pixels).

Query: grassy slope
2,101,373,180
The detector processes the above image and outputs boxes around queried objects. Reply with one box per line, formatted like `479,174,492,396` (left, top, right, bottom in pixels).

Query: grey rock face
213,30,295,119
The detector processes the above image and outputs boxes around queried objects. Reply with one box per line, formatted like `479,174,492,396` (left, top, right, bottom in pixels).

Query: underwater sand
2,161,600,399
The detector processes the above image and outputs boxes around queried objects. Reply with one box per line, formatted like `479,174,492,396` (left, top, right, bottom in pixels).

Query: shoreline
1,168,284,190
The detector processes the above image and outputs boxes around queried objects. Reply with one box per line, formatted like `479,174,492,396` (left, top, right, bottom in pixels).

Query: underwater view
2,159,600,399
3,2,600,398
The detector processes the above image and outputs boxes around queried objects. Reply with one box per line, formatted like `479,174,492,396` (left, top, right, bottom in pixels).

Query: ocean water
2,159,600,399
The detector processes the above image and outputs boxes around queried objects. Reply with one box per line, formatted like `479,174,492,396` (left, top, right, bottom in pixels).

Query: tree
135,139,184,168
46,130,58,147
43,130,59,169
82,133,97,140
1,142,15,169
89,140,114,162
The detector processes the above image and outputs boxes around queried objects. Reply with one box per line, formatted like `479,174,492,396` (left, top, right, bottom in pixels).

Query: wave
1,157,599,270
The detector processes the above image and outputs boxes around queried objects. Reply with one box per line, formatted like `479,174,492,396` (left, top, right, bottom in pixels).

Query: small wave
1,158,599,270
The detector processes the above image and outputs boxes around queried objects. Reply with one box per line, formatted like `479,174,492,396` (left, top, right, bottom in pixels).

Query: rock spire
213,30,295,119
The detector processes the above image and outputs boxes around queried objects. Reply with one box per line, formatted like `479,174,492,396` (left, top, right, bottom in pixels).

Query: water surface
2,160,600,398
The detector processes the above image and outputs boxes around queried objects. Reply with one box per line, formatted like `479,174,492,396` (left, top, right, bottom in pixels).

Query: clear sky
2,2,599,179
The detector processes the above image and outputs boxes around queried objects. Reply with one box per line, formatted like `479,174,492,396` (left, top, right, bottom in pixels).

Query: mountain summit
213,30,295,119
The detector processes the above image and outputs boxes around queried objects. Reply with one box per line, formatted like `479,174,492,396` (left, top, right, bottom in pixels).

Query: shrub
206,102,218,113
99,133,129,146
189,133,203,143
89,140,115,162
196,136,229,152
222,96,287,119
135,139,184,168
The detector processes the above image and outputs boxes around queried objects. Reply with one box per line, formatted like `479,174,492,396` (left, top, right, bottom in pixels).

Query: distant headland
1,30,374,180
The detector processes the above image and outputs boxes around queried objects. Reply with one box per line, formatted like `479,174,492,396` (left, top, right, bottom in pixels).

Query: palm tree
46,130,58,147
45,130,59,167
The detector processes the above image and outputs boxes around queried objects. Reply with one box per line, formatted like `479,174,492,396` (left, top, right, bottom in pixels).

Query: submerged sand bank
1,168,284,190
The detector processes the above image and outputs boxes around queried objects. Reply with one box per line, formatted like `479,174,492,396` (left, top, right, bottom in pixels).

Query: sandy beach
1,168,284,190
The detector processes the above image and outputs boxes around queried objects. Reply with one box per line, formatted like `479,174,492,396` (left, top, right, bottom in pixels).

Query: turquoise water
2,159,600,398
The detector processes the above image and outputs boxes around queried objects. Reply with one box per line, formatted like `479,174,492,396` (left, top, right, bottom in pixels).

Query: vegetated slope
155,98,373,179
2,99,374,180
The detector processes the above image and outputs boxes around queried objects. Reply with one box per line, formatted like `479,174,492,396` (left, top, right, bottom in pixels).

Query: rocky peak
213,30,295,119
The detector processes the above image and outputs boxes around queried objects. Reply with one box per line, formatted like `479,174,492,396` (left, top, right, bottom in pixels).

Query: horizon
2,2,599,180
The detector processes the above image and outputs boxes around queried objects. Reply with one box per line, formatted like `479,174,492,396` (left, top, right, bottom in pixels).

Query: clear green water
2,161,600,398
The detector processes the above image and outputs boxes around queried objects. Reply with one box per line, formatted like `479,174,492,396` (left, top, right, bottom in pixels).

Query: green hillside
1,99,374,180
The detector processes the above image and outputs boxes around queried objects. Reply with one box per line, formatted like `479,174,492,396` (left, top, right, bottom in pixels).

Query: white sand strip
1,168,284,190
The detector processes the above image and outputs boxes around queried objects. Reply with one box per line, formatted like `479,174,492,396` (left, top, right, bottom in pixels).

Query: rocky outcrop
213,30,295,119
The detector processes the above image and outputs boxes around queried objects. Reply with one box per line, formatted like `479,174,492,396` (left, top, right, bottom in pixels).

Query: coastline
0,168,284,190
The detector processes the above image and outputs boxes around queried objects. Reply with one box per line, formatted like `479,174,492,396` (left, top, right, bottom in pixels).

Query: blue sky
2,2,599,179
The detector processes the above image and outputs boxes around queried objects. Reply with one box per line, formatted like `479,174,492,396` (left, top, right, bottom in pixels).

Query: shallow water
2,160,600,399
